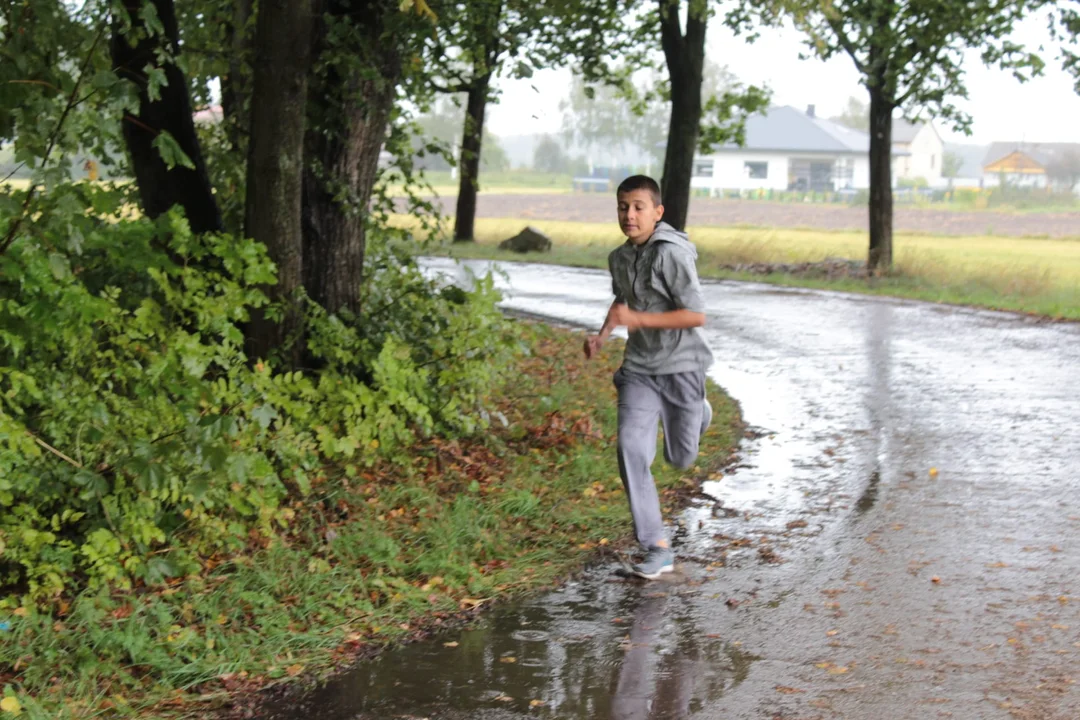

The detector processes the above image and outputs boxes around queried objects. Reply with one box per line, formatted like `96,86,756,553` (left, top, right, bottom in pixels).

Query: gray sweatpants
614,367,709,548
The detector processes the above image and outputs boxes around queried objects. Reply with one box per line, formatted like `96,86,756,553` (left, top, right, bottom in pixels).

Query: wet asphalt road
267,260,1080,720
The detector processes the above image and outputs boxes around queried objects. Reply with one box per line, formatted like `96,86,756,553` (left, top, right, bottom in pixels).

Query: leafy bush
0,192,515,604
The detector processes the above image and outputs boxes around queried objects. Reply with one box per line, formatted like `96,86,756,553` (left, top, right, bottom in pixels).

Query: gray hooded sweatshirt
607,221,715,375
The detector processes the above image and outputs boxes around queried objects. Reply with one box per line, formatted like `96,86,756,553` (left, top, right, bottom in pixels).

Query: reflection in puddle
854,469,881,515
266,581,758,720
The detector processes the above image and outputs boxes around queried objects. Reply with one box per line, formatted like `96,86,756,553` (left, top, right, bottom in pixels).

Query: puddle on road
265,579,759,720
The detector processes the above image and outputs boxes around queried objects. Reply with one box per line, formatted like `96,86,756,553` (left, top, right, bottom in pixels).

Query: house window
744,161,768,179
930,154,936,169
693,159,714,177
834,158,854,183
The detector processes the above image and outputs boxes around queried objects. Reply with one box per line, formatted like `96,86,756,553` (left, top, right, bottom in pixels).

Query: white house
892,119,944,186
690,105,902,195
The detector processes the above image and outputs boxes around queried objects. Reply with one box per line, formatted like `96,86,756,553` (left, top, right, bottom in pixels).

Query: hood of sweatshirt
640,221,698,259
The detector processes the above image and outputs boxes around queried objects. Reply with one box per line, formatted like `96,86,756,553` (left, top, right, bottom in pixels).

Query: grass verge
0,321,741,720
400,216,1080,321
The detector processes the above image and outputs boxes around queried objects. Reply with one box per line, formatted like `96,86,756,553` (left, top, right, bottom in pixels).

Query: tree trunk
110,0,222,233
657,0,706,231
867,84,894,273
301,0,401,317
243,0,313,363
221,0,254,152
453,73,492,242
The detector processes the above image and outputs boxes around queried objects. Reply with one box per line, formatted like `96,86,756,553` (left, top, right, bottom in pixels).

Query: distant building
941,142,987,189
982,142,1080,193
891,119,944,187
690,105,908,195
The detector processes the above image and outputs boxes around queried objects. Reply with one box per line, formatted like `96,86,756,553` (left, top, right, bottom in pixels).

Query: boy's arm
585,254,627,359
612,248,706,331
612,305,704,331
598,300,621,339
585,300,620,359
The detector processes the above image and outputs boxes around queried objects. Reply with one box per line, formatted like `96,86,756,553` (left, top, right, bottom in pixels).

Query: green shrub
0,191,515,604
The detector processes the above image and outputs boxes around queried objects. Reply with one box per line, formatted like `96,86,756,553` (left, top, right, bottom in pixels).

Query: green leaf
144,65,168,102
145,556,179,585
47,253,71,280
251,404,278,430
151,131,195,170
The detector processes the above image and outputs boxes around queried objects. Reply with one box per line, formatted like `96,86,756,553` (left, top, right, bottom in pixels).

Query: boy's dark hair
616,175,662,206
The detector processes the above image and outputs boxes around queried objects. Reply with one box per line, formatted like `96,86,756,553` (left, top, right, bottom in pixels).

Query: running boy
583,175,714,579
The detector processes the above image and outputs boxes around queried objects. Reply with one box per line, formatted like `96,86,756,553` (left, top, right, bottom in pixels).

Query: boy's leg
614,368,666,549
658,370,708,470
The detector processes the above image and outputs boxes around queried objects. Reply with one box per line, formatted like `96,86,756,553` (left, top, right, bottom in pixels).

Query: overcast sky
486,11,1080,146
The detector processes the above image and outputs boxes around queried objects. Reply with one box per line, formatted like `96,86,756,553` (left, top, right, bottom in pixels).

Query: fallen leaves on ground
815,661,850,675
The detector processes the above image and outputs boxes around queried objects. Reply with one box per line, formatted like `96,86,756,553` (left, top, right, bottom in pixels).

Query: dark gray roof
943,142,987,178
983,141,1080,168
710,105,910,155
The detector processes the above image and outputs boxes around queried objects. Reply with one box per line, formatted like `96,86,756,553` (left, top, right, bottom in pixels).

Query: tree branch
685,1,708,48
32,433,83,469
895,43,949,106
0,23,107,256
658,0,685,69
825,16,868,75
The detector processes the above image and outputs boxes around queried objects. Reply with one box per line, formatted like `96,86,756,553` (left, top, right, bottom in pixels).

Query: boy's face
617,189,664,245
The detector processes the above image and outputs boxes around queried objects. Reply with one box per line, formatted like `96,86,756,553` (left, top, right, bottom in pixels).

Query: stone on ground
498,226,552,253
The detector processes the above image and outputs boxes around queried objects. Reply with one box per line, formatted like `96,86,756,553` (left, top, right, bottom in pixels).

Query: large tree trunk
243,0,314,363
221,0,254,152
867,84,894,273
658,0,706,231
301,0,401,317
453,73,492,242
110,0,222,233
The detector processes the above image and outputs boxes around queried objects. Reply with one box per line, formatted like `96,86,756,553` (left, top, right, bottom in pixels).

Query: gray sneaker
632,546,675,580
700,398,713,440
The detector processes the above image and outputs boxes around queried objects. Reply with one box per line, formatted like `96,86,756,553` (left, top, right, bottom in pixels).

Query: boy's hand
612,304,643,331
583,335,604,359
